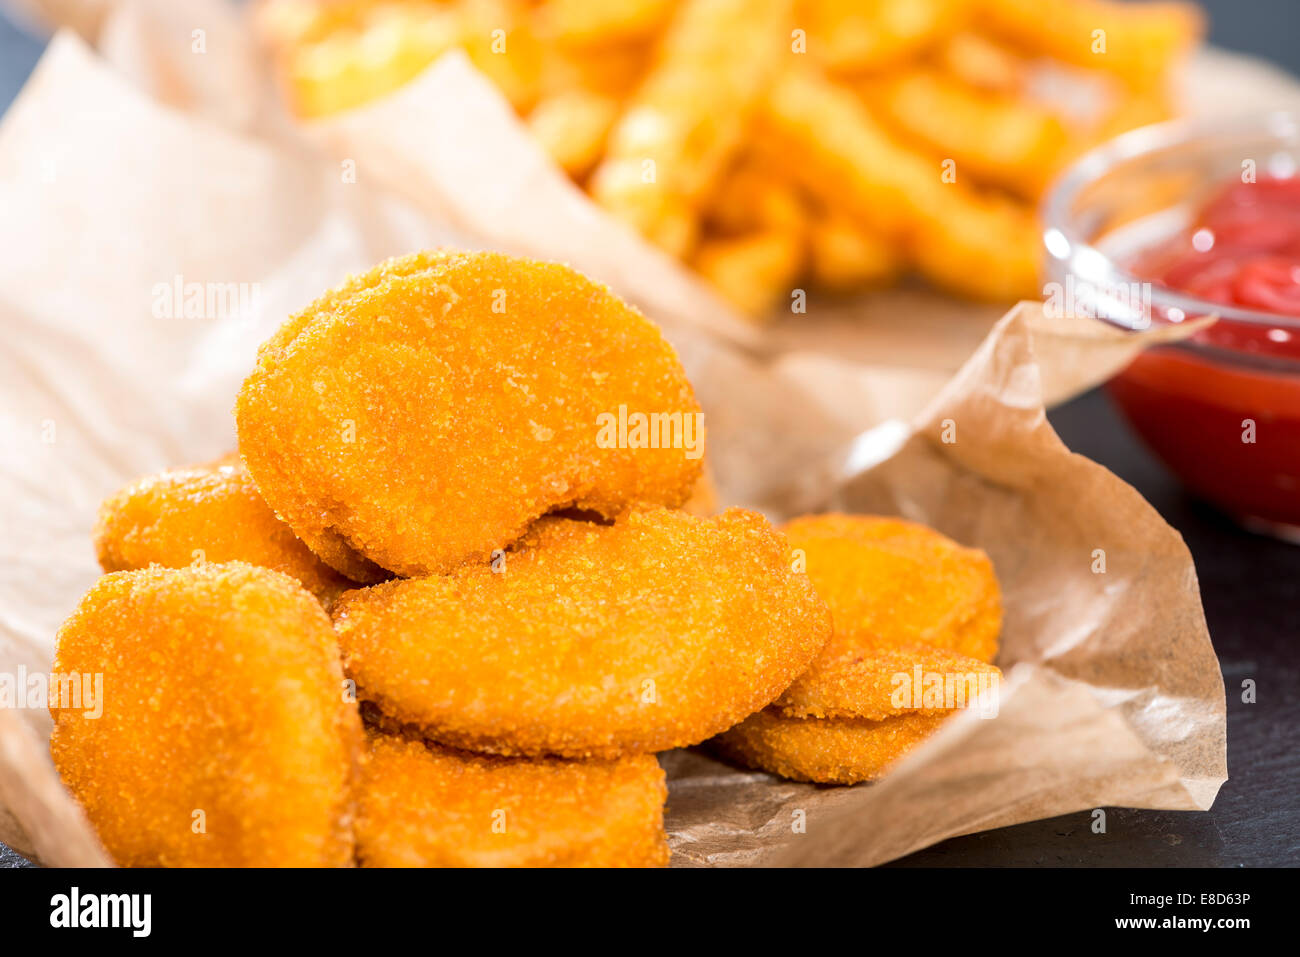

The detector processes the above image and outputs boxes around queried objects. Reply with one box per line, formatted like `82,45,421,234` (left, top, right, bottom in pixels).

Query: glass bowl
1042,112,1300,541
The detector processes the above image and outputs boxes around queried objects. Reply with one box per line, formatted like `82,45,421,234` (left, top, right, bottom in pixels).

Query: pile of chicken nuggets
51,250,1002,867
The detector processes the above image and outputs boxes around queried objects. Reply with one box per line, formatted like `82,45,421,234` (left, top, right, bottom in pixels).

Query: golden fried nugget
782,513,1001,664
49,563,362,867
237,250,703,579
709,515,1003,784
775,643,1002,720
247,252,454,584
714,641,1000,783
712,708,950,785
334,507,831,758
357,732,669,867
707,514,998,785
94,455,355,607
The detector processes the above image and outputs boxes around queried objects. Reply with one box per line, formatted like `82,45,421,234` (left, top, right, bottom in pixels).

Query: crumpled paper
667,303,1225,865
0,6,1247,865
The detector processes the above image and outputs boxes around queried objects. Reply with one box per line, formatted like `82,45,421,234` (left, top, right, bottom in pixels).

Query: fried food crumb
334,507,831,758
49,562,361,867
357,731,669,867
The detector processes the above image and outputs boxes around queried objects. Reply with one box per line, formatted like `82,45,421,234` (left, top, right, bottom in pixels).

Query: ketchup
1133,176,1300,310
1108,175,1300,534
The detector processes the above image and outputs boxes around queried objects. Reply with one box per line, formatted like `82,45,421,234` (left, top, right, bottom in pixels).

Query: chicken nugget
94,454,356,607
775,643,1002,721
245,251,456,584
49,563,362,867
357,732,669,867
782,513,1001,664
710,515,1003,784
333,507,831,758
237,250,704,579
711,709,950,785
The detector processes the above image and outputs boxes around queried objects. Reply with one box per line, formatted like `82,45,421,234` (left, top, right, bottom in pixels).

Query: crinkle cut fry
589,0,793,256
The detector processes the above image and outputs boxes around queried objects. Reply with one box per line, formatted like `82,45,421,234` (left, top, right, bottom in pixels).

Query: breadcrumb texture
334,507,831,758
357,732,669,867
781,513,1001,671
712,709,950,785
93,454,355,607
710,513,1003,784
776,643,1002,720
49,563,362,867
236,250,703,579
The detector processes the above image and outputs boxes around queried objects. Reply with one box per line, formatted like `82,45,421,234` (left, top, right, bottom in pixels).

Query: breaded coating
236,250,704,579
246,253,458,583
782,514,1001,665
709,514,1003,785
334,507,831,758
94,455,356,607
775,643,1002,721
357,732,669,867
49,563,362,867
712,709,950,785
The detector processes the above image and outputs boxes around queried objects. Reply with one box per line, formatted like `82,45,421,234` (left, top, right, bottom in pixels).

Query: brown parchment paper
0,7,1258,865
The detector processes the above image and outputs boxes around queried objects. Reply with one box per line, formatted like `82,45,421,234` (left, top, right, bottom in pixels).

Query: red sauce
1133,175,1300,320
1109,175,1300,533
1107,349,1300,528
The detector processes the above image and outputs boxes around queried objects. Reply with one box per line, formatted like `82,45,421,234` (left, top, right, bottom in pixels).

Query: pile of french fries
255,0,1203,316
